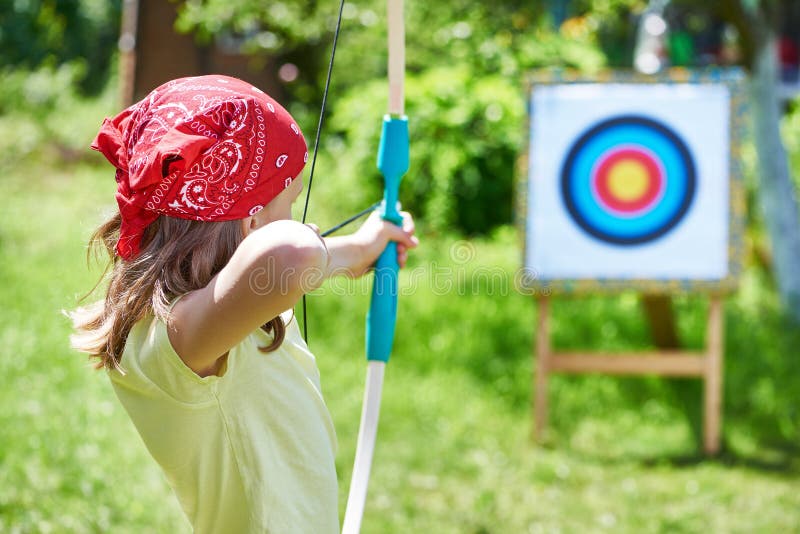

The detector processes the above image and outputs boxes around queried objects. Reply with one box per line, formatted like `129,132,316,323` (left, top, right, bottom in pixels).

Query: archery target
526,82,731,283
561,115,696,245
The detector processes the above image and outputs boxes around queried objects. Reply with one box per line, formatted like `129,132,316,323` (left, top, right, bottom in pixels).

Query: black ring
560,115,696,246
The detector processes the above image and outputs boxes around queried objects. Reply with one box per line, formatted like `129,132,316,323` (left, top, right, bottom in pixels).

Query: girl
70,75,417,533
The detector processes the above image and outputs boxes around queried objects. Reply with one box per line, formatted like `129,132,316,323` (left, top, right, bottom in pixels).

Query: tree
716,0,800,322
665,0,800,322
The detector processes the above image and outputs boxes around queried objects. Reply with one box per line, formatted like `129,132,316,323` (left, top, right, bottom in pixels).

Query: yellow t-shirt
109,307,339,533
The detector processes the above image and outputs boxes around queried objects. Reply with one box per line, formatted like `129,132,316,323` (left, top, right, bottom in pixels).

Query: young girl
70,75,417,533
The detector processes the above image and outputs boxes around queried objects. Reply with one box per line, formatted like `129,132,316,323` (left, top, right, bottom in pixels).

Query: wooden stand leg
530,294,725,453
534,296,551,442
641,294,680,349
703,297,724,455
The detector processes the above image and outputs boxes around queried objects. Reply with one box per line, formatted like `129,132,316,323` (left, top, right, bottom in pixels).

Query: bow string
299,1,408,532
342,1,408,532
300,0,346,342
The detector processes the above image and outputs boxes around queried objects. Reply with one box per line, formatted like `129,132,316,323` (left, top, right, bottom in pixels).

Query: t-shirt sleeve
111,312,221,405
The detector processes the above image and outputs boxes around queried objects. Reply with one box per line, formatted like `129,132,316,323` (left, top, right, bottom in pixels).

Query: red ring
593,148,663,213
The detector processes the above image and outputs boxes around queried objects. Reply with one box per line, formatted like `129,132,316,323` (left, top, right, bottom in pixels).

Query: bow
300,1,408,531
341,1,407,531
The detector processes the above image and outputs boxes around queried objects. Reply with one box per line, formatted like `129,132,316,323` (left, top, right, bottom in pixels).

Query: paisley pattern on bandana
92,75,308,260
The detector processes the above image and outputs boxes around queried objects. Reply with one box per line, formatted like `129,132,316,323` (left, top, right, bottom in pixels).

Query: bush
0,63,117,170
321,67,526,235
0,0,121,94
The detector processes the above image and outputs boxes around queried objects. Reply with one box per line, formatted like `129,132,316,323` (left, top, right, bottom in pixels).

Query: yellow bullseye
607,160,650,201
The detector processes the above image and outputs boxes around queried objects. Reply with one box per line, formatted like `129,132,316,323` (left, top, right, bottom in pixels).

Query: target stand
533,295,724,454
520,69,746,456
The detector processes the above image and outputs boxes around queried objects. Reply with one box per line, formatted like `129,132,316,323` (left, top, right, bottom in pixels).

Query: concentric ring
593,147,664,214
560,115,696,245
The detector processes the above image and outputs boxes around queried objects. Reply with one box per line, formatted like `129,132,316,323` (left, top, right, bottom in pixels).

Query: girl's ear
240,215,255,237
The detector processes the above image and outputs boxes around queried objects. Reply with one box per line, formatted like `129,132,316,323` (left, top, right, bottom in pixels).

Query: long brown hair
70,213,285,370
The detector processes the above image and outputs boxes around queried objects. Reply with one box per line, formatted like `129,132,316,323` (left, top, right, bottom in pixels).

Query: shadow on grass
624,444,800,475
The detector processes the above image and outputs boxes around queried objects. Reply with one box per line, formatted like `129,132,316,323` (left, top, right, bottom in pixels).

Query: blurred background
1,0,798,532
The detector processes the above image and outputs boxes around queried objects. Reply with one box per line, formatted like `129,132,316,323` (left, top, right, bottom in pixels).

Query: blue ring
560,115,696,245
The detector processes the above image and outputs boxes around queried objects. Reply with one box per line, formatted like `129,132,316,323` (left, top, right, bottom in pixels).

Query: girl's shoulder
110,308,220,404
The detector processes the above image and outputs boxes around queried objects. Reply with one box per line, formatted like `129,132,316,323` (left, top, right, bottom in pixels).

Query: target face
524,80,736,287
561,115,696,245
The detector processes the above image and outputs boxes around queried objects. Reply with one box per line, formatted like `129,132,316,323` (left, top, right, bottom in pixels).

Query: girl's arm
168,219,328,376
168,211,417,377
324,210,418,278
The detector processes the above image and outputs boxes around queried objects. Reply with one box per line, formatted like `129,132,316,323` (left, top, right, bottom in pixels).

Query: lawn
1,90,798,533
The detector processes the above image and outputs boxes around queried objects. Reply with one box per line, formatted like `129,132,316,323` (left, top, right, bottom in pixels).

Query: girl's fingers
359,211,417,267
397,249,408,268
385,221,417,249
400,211,415,235
396,243,407,258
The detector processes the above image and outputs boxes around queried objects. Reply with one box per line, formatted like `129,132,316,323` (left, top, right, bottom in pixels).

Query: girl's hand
320,210,418,278
354,210,418,270
353,210,419,268
323,210,418,278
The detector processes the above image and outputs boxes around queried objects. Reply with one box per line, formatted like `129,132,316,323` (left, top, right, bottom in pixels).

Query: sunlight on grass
1,162,190,532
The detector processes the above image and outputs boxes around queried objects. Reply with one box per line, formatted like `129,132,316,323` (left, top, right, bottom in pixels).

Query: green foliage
780,99,800,192
0,62,83,115
0,0,121,94
174,0,607,235
1,162,189,533
575,0,646,67
321,68,526,234
175,0,608,79
175,0,334,49
0,64,116,171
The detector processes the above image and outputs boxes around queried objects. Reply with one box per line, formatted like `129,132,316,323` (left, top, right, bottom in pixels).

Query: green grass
1,94,799,532
0,160,190,532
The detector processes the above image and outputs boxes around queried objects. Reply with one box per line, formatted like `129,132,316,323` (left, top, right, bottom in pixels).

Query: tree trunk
751,34,800,322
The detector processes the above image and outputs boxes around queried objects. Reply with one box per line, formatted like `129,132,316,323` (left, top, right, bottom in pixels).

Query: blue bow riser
366,115,409,363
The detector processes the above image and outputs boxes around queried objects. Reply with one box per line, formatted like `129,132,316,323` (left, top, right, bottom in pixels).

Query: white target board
522,72,745,293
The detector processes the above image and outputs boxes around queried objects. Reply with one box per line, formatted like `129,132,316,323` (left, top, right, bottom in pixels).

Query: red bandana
92,75,308,260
